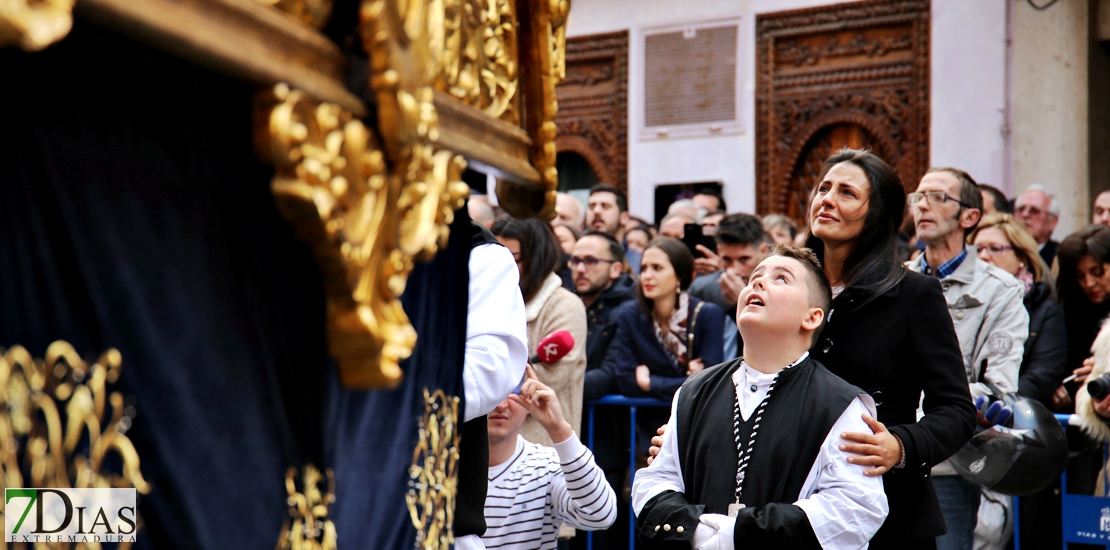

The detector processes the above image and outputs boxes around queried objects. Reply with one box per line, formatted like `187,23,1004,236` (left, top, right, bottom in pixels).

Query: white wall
565,0,1019,220
1011,0,1089,238
929,0,1009,192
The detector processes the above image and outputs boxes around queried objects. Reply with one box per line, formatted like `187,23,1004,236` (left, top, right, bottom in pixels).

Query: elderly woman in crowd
491,217,587,447
607,237,724,401
969,213,1068,406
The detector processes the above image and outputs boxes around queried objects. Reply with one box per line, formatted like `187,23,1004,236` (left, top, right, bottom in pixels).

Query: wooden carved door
755,0,930,221
555,31,629,190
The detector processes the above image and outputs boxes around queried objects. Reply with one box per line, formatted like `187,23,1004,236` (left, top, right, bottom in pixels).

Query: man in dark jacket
688,214,767,360
571,230,636,399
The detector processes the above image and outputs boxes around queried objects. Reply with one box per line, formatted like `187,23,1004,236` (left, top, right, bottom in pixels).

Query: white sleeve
631,388,685,515
463,243,528,422
794,396,889,549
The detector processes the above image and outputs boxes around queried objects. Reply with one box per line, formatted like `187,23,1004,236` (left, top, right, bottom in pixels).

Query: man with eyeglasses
906,167,1029,550
571,230,637,397
1014,185,1061,267
568,230,637,549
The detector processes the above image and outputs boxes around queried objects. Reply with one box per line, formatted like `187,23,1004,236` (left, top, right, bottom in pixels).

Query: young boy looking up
632,246,888,549
482,365,617,550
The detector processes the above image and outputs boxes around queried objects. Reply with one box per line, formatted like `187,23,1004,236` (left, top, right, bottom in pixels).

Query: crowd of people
463,152,1110,550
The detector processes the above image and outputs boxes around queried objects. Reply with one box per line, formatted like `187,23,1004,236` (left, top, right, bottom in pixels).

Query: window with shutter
641,19,741,139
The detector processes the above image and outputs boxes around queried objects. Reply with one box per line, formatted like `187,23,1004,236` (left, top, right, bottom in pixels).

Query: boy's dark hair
581,229,625,263
716,213,766,247
978,184,1012,214
490,217,561,302
767,244,832,344
694,188,727,212
589,184,628,212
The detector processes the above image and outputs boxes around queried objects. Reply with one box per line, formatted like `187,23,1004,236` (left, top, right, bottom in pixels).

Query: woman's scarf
1016,265,1035,296
654,291,690,367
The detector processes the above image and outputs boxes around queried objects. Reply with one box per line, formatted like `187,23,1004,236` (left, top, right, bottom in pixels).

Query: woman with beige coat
492,217,587,447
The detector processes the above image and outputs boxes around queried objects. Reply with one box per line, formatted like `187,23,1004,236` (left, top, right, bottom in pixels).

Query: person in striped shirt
482,365,617,549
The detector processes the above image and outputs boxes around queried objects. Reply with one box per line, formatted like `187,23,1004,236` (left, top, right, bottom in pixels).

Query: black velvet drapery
1,17,468,549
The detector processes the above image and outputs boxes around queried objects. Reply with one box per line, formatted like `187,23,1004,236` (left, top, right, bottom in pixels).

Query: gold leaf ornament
0,0,74,51
0,342,149,539
277,464,337,550
255,0,335,29
439,0,519,122
256,83,416,389
406,389,461,550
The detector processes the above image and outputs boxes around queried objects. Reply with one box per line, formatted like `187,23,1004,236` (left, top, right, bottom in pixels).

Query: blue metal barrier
585,406,1110,550
585,395,670,550
1013,414,1110,549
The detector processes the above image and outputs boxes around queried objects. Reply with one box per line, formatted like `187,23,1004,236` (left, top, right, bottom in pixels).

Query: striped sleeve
550,434,617,531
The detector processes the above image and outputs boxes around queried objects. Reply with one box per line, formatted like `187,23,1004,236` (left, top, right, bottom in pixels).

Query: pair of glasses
979,244,1015,256
568,256,616,268
907,191,974,209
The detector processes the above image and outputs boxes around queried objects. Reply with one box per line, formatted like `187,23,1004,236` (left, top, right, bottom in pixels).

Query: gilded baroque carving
0,342,149,517
503,0,571,220
755,0,930,220
555,30,628,190
406,389,461,550
278,464,337,550
255,0,335,29
439,0,519,123
256,83,412,389
0,0,74,51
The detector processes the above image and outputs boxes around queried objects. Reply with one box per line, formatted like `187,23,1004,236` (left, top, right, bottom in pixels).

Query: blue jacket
604,295,725,401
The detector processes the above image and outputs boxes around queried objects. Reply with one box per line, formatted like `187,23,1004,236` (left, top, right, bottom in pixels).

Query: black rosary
728,356,803,517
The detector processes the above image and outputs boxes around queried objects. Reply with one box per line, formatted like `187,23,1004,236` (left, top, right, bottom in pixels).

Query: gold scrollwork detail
0,342,150,539
360,0,470,262
255,0,335,29
255,83,412,389
0,0,74,51
439,0,519,123
254,83,466,389
277,464,337,550
406,389,461,550
498,0,571,221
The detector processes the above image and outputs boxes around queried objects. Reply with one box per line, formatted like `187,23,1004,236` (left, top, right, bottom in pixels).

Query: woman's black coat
1018,281,1068,406
810,270,975,546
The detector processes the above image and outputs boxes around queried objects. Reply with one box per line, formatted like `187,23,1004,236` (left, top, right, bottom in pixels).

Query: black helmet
950,395,1067,496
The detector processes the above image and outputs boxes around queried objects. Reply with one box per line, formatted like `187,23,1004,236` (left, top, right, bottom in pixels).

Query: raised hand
718,270,745,307
840,414,903,476
508,364,573,443
694,245,722,275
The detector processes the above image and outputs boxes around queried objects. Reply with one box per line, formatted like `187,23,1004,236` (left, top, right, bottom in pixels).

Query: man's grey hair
1018,185,1060,217
667,199,705,222
660,212,696,227
556,192,585,226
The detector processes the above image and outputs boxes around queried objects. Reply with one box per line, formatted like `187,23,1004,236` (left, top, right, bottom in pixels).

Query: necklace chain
731,357,802,505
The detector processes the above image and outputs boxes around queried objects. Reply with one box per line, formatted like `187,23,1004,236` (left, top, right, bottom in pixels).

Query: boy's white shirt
632,352,889,549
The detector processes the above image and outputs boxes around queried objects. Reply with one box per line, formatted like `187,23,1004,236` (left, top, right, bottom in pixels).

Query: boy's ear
801,306,824,333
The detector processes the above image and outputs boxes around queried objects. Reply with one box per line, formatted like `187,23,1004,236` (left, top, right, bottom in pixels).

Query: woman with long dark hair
803,149,975,549
607,237,724,401
1055,224,1110,405
491,217,587,447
